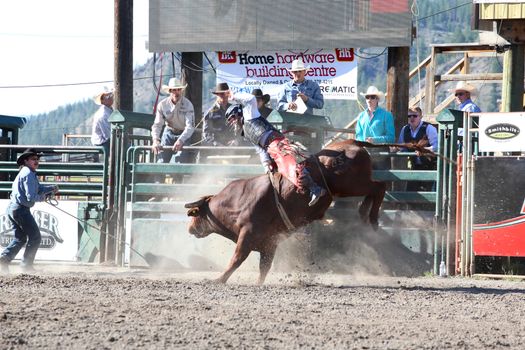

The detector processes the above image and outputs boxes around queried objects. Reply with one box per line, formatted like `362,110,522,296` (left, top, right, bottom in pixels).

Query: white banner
478,112,525,152
216,49,358,100
0,200,79,261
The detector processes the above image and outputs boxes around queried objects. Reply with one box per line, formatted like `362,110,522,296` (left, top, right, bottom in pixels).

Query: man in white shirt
91,89,114,162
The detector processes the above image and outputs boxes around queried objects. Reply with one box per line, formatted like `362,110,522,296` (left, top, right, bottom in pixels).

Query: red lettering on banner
218,51,237,63
335,49,354,62
370,0,408,13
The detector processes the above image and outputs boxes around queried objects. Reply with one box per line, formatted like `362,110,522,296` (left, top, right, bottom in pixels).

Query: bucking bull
184,139,435,284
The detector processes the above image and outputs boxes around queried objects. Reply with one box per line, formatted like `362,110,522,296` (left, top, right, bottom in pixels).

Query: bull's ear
187,208,200,217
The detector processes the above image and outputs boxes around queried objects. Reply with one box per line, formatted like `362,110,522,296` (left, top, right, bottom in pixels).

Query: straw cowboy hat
161,77,187,94
451,81,477,95
288,58,311,72
93,88,114,105
17,148,41,166
211,82,230,95
251,88,270,104
359,86,385,101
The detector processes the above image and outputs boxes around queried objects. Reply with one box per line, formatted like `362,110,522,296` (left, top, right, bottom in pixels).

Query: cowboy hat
287,58,311,72
451,81,477,95
251,88,270,104
211,82,230,95
359,86,385,100
161,77,187,94
93,88,114,105
17,148,41,166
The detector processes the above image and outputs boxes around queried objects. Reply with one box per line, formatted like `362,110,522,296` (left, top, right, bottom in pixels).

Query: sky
0,0,151,117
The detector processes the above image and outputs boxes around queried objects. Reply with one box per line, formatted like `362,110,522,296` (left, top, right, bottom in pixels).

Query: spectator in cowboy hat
151,77,195,169
252,88,273,119
0,149,58,273
277,58,324,115
91,87,114,162
354,85,395,170
202,82,240,146
451,81,481,113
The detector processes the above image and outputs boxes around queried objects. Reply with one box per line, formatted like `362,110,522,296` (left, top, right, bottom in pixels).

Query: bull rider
225,92,327,206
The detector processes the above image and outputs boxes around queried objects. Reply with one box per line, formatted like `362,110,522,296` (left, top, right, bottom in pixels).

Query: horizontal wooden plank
373,170,436,181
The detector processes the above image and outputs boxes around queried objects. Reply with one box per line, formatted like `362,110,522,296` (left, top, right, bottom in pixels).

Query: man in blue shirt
355,86,395,143
277,58,324,115
0,149,58,273
453,81,481,113
355,86,395,169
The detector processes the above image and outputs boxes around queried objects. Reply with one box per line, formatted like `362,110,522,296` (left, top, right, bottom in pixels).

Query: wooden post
387,47,410,190
425,46,437,117
181,52,203,125
502,44,525,112
114,0,133,111
386,47,410,135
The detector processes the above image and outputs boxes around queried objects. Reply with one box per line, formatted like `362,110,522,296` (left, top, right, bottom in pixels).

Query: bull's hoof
370,221,379,231
213,277,227,284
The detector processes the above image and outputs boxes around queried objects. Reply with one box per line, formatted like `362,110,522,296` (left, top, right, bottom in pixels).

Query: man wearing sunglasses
452,81,481,113
355,86,395,169
397,107,438,191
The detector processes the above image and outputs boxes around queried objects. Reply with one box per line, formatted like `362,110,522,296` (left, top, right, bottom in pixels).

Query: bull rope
267,173,296,231
44,195,150,265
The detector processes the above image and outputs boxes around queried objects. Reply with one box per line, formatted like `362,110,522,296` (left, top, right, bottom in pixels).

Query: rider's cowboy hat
161,77,187,94
287,58,311,72
251,88,270,104
359,86,385,101
211,82,230,95
93,88,114,105
17,148,42,166
450,81,477,95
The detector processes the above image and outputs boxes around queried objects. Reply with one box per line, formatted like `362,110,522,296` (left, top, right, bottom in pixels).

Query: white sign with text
216,49,358,100
0,200,79,261
478,112,525,152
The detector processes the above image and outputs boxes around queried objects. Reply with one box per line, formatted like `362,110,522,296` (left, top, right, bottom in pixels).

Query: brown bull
185,139,431,284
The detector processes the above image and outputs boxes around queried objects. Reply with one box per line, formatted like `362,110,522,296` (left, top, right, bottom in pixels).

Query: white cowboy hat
161,77,187,94
93,87,114,105
288,58,311,72
451,81,477,95
359,86,385,100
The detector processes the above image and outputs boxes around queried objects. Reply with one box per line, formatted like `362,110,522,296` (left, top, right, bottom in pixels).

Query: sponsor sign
0,200,79,261
478,112,525,152
216,49,358,100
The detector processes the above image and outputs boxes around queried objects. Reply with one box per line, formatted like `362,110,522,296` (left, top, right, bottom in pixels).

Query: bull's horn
184,195,213,208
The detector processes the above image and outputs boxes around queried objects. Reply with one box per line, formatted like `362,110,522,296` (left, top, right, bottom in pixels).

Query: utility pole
181,52,203,124
108,0,133,264
114,0,133,111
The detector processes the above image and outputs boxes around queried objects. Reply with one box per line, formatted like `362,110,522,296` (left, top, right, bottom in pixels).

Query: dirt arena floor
1,263,525,350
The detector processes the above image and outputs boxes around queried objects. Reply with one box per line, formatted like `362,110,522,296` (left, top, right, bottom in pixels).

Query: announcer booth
460,112,525,275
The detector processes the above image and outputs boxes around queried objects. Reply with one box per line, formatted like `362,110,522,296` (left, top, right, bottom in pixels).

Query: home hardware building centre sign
217,49,357,101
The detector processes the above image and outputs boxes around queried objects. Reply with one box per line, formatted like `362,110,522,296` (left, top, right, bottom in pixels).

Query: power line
0,76,156,89
415,1,471,22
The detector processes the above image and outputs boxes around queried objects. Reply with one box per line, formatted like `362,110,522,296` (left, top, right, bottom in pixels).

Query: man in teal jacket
355,86,395,169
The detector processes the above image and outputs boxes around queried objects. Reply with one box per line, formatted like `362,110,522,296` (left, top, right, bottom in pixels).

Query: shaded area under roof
0,115,27,130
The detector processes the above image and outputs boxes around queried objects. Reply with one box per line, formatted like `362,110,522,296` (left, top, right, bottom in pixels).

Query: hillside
19,1,490,145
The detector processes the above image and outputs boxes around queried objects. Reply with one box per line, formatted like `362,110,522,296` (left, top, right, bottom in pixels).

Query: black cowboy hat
211,82,230,94
17,148,42,166
252,88,270,104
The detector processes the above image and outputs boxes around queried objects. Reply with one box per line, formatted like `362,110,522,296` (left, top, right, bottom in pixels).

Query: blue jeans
155,129,192,183
158,128,191,164
1,202,41,266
